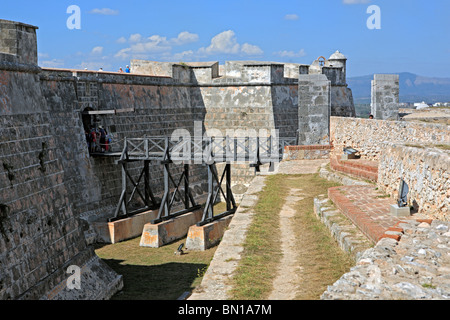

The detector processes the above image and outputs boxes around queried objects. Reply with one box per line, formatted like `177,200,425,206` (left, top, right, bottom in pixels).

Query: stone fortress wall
5,17,447,301
0,19,122,300
129,53,355,194
0,19,357,299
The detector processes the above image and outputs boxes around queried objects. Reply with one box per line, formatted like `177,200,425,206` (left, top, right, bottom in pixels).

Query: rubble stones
321,220,450,300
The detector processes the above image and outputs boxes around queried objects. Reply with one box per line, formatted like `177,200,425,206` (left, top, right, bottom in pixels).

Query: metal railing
118,135,297,164
111,134,298,223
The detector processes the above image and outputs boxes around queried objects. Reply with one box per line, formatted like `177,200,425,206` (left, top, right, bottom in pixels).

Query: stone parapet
330,116,449,161
283,144,331,160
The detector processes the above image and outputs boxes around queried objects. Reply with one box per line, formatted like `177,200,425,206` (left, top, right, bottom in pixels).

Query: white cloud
170,31,199,46
241,43,263,56
91,46,104,55
165,50,195,61
116,37,127,44
114,48,132,60
198,30,263,56
284,14,299,20
40,59,65,68
129,33,143,43
114,30,262,62
131,35,171,53
200,30,240,54
79,61,112,71
274,49,307,58
342,0,370,4
89,8,119,15
114,31,199,60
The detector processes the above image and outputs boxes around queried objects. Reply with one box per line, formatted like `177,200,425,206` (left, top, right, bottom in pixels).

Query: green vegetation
230,173,353,300
422,283,437,289
434,144,450,151
96,173,353,300
95,237,217,300
228,175,284,300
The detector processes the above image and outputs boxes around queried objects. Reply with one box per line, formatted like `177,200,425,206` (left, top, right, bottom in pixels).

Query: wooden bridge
97,135,297,226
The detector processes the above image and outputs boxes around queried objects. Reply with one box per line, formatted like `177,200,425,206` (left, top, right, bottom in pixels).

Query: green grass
229,173,353,300
289,175,353,299
95,237,217,300
228,174,286,300
95,173,354,300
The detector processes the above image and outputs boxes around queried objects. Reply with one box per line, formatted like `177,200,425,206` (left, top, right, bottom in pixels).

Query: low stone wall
330,117,449,161
378,144,449,221
283,145,331,160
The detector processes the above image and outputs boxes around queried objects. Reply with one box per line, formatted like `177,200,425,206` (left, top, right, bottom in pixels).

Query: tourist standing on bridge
99,126,107,153
89,127,97,153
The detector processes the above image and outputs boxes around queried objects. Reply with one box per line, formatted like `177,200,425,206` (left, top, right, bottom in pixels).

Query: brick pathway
328,185,430,244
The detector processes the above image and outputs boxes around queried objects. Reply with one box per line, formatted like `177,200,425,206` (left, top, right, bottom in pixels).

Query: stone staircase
330,156,378,182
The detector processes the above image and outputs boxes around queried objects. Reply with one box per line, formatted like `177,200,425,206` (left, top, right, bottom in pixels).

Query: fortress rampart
0,19,362,299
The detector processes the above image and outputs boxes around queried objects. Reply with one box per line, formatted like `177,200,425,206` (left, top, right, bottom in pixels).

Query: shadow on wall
271,84,299,139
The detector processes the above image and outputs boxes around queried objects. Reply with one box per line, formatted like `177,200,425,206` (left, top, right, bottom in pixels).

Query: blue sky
2,0,449,77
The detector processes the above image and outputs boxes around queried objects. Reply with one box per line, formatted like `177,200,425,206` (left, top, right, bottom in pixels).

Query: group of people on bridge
85,126,112,153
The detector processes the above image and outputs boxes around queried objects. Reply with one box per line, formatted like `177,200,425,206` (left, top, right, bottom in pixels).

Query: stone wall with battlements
330,116,449,161
131,59,302,195
0,19,359,299
38,68,210,222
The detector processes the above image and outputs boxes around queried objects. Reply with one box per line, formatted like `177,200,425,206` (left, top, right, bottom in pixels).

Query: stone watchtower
322,51,355,118
0,19,38,65
326,50,347,85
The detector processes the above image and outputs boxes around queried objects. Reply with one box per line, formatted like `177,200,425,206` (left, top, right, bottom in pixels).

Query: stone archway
82,107,96,133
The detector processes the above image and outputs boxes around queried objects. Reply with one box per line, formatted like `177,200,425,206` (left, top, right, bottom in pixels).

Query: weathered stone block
389,204,411,217
186,215,233,251
140,209,203,248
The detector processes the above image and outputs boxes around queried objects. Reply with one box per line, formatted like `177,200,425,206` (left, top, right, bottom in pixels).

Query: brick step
335,157,379,173
328,186,399,244
330,156,378,182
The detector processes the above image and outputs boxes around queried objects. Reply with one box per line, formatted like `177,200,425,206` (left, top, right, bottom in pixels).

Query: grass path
230,173,354,300
94,171,354,300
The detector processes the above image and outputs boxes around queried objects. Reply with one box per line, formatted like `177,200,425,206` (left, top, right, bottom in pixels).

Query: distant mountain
348,72,450,104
